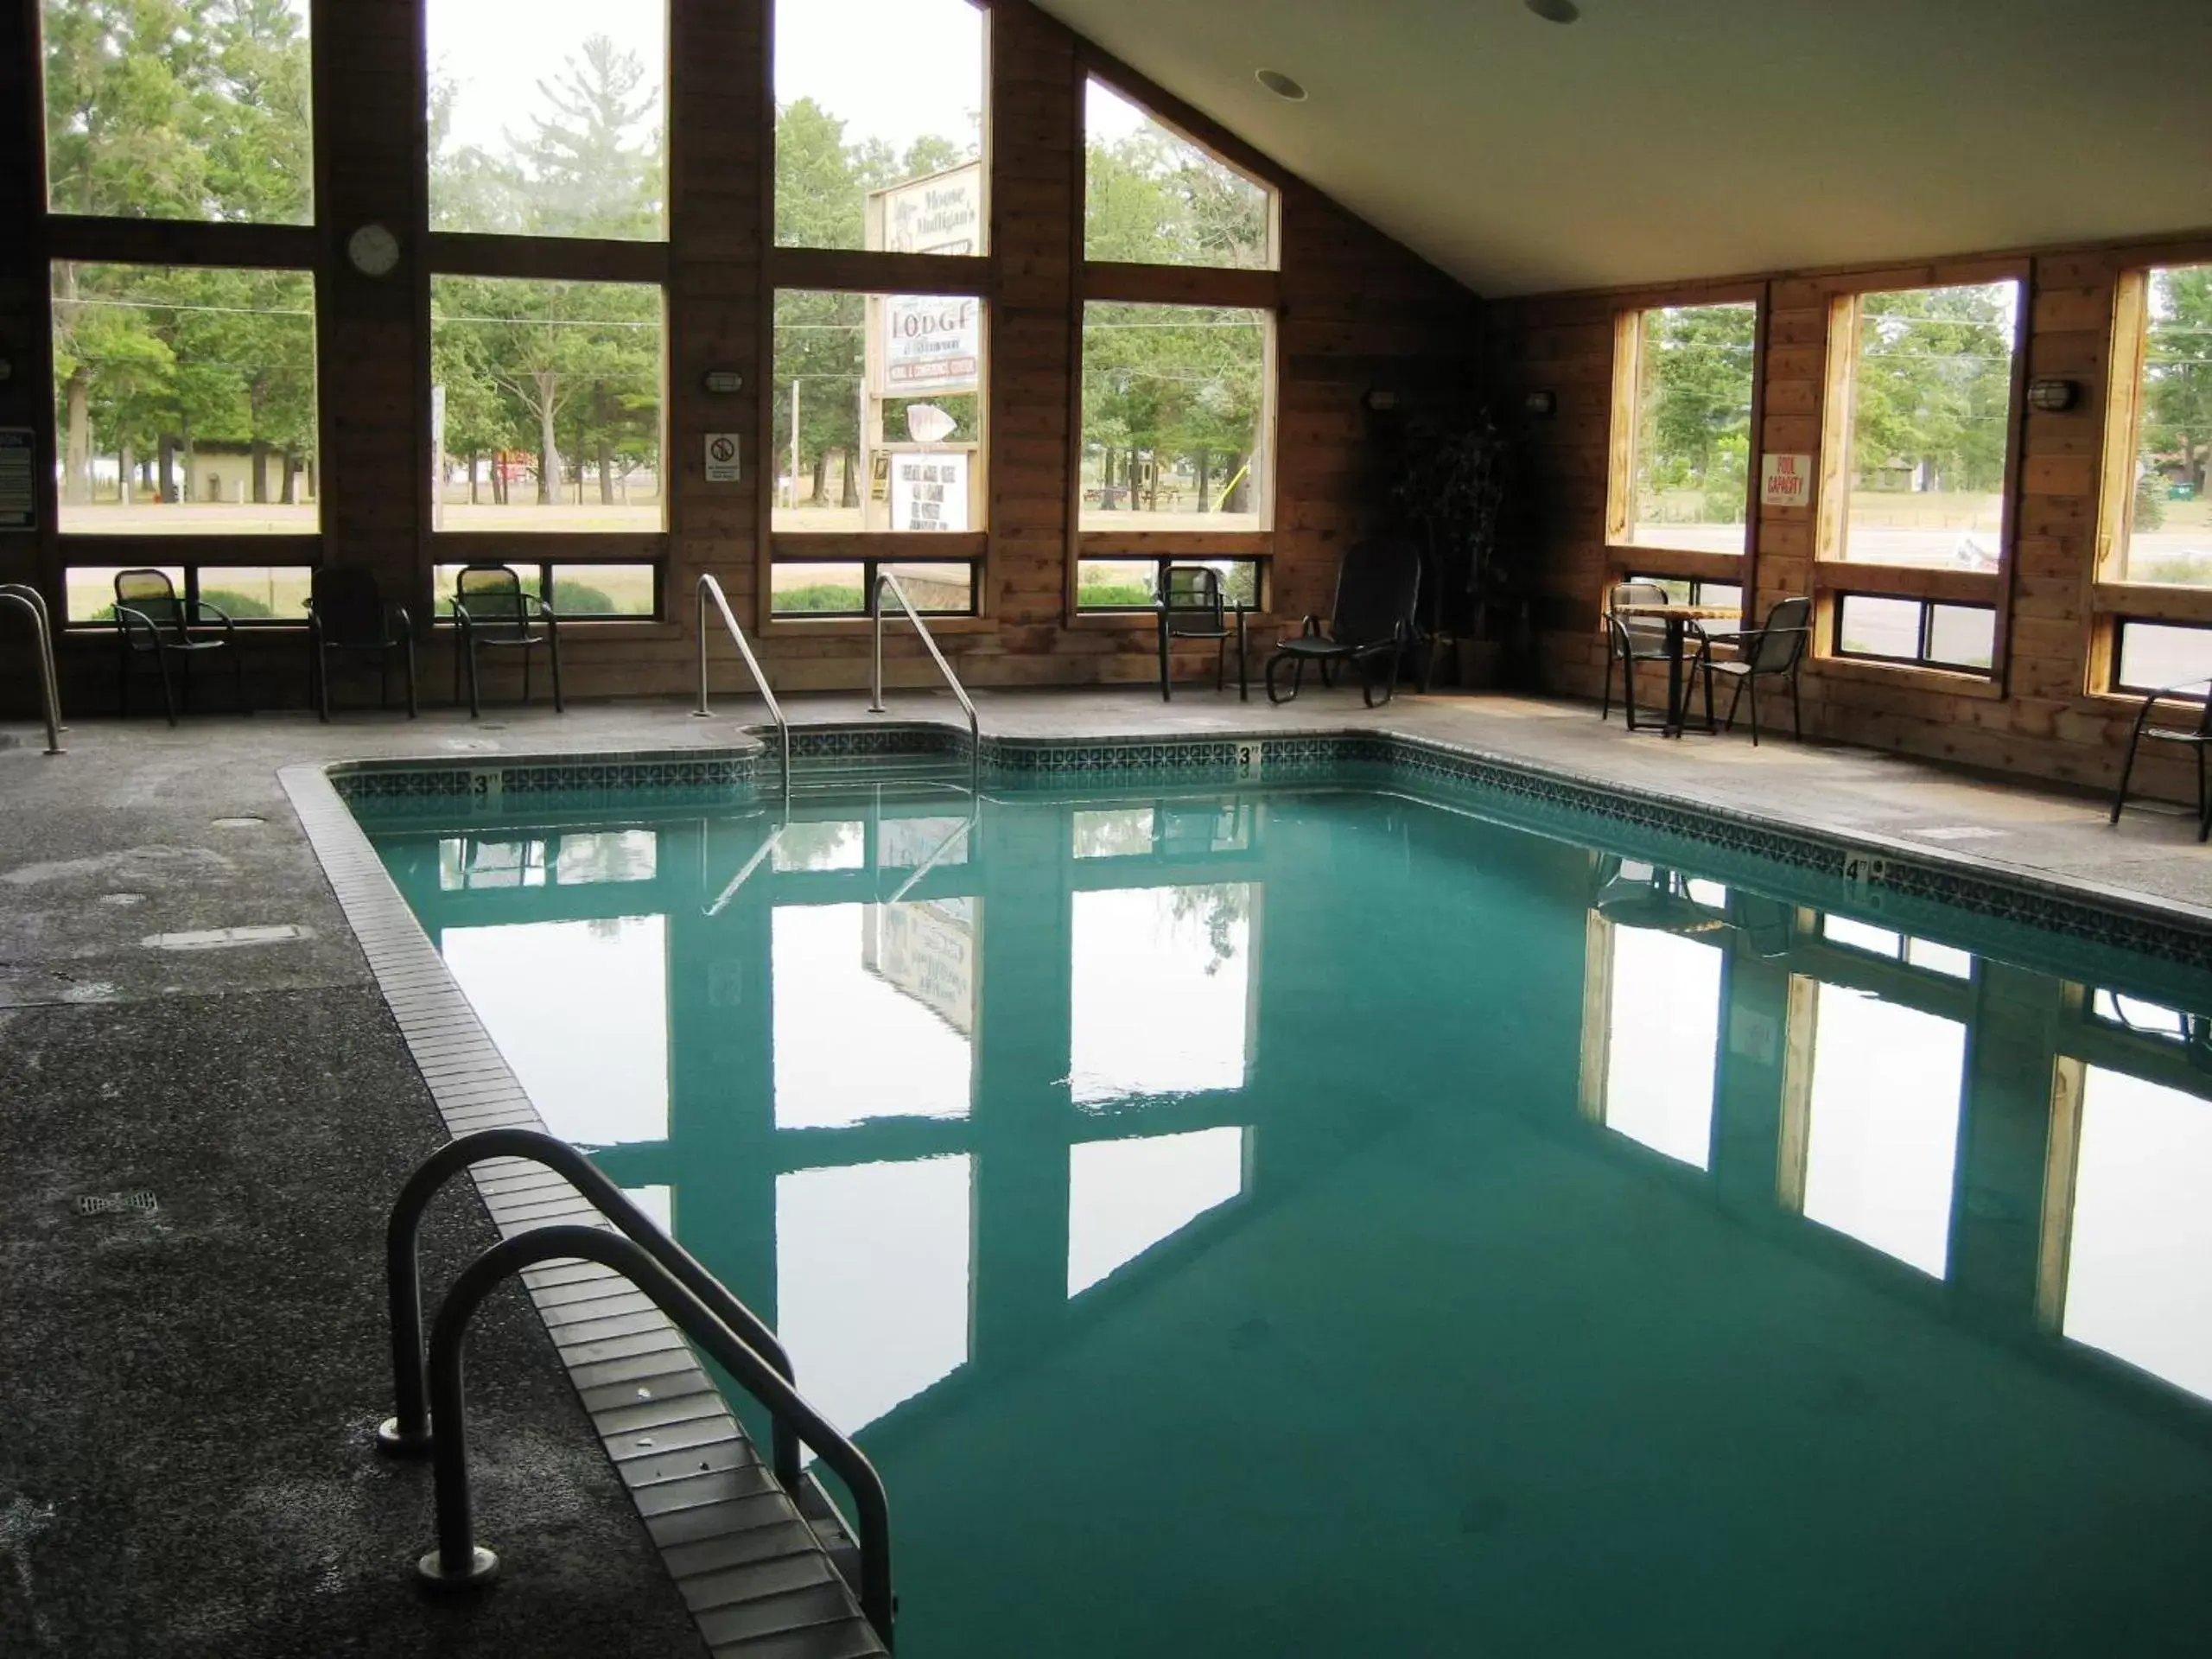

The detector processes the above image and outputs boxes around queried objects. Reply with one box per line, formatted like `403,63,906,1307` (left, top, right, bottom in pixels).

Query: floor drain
76,1190,158,1217
211,816,266,829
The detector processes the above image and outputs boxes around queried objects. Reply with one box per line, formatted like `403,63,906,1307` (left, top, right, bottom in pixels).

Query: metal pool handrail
870,570,981,791
694,573,791,805
0,583,66,754
378,1127,801,1491
414,1225,898,1650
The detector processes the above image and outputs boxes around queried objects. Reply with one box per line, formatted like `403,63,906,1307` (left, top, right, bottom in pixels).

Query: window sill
1811,653,2004,699
1605,544,1747,575
1813,563,1999,603
1068,610,1278,631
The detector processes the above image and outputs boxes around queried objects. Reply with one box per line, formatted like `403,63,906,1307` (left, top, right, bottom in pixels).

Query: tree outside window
1620,303,1755,552
42,0,313,224
1080,303,1268,531
1837,282,2019,567
2116,264,2212,586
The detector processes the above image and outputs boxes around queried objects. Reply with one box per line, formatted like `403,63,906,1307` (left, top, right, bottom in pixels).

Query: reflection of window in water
878,816,971,869
1601,926,1722,1168
2090,989,2193,1043
441,916,670,1144
773,820,865,872
1074,807,1156,858
624,1185,673,1234
1821,914,1974,979
772,903,973,1127
2062,1068,2212,1401
1067,1127,1246,1295
436,830,658,889
777,1156,972,1440
1071,885,1255,1103
1800,986,1966,1276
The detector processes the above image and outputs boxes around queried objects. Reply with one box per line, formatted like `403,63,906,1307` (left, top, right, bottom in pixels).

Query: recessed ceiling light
1525,0,1580,22
1255,67,1307,101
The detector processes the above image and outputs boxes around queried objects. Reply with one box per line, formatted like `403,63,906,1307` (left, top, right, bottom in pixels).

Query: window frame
1073,556,1266,616
763,282,994,629
423,264,674,623
1071,60,1285,629
2109,616,2212,697
1810,265,2030,689
60,557,322,630
429,558,664,624
1829,592,1999,676
1605,296,1764,563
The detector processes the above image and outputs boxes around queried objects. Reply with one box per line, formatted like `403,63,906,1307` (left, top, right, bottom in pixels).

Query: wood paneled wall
0,0,1478,712
1486,232,2212,798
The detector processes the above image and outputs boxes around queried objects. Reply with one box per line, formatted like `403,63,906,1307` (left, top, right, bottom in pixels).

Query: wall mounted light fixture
702,370,745,395
2026,377,2079,413
1523,390,1557,417
1363,388,1400,412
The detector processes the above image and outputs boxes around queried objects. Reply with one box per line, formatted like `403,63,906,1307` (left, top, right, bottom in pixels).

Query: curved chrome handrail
694,573,791,806
869,570,981,792
0,583,66,755
413,1224,896,1649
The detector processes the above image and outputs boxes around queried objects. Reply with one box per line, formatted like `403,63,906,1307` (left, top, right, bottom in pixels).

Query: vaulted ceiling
1035,0,2212,297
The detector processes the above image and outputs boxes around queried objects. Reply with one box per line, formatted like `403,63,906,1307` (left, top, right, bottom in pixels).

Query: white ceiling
1033,0,2212,297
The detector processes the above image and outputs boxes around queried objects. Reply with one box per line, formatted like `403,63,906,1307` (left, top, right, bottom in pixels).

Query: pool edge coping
279,760,890,1659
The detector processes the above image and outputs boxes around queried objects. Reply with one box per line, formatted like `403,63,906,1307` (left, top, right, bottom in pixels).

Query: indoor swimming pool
355,756,2212,1656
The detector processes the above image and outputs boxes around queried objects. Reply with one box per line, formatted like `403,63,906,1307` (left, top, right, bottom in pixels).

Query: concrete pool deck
5,684,2211,1656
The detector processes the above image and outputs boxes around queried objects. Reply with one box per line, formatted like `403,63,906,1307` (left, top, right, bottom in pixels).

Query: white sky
428,0,1147,156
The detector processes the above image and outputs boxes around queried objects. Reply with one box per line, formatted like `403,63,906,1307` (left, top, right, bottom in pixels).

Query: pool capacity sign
1761,453,1814,508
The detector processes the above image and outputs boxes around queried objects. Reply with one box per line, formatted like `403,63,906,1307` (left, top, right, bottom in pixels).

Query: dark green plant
1391,404,1510,640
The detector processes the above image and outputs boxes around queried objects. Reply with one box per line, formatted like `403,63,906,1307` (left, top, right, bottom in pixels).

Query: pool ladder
378,1128,894,1648
871,569,982,796
693,573,791,807
0,583,66,754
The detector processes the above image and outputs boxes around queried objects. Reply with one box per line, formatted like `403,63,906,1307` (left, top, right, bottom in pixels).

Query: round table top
1611,604,1742,620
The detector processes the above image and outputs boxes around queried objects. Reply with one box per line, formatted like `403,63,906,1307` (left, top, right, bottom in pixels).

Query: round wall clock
346,223,402,278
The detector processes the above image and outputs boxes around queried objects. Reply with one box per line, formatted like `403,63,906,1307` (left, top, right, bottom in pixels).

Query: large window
42,0,313,224
2108,264,2212,587
1831,594,1995,673
427,0,665,239
51,262,318,535
773,0,985,255
1611,302,1757,553
1084,79,1274,270
1829,282,2020,567
1078,302,1270,534
429,277,664,534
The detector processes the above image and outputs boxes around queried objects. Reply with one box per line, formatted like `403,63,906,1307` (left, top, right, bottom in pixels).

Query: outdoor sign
888,453,969,532
0,429,36,529
864,899,976,1037
868,162,982,257
1761,453,1813,508
705,433,742,483
881,295,981,397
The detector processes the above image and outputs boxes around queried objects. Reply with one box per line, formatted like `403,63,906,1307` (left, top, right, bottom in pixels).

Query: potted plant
1389,403,1511,689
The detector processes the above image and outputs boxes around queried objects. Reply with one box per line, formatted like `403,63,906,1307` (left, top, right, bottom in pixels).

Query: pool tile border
280,762,889,1659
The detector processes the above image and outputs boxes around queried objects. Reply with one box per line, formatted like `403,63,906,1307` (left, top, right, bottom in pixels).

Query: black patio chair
1156,564,1248,702
111,568,248,726
1265,538,1422,709
308,566,416,721
450,563,563,718
1602,581,1712,732
2111,677,2212,842
1701,595,1811,746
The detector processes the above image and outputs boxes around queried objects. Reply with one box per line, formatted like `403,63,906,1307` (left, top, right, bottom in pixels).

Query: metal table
1612,603,1739,738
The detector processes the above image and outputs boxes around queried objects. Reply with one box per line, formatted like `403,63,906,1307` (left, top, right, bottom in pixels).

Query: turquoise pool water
366,772,2212,1656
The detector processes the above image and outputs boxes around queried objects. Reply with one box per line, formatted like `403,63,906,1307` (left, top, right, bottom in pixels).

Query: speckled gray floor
3,683,2209,1656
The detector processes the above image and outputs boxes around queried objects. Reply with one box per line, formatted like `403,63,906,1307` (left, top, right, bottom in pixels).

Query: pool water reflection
371,785,2212,1656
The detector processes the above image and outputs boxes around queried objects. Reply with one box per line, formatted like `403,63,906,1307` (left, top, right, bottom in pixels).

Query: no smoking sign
705,432,741,483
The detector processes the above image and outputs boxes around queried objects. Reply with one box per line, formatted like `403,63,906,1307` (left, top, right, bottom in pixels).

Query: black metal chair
1702,596,1811,746
308,567,416,721
111,568,247,725
1265,539,1423,709
2111,678,2212,842
1156,565,1248,702
1601,581,1710,732
450,563,563,718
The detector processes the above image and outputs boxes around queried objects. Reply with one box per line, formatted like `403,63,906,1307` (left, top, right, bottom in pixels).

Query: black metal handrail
414,1225,896,1649
381,1128,799,1489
